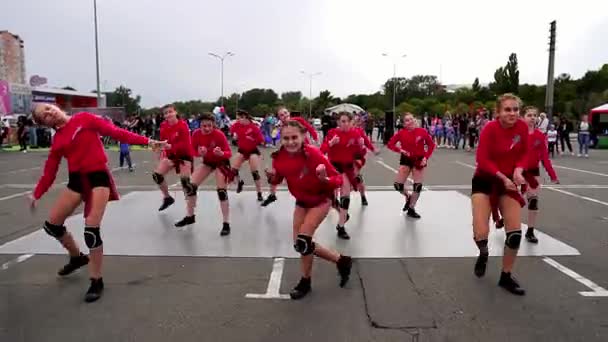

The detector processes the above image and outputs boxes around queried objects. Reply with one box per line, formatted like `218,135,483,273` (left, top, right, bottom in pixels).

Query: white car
312,118,321,129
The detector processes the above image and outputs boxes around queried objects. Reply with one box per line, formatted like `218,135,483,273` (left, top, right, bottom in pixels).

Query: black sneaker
261,193,277,207
128,167,134,172
337,255,353,287
474,253,488,278
289,277,312,300
175,215,195,227
257,192,264,202
84,278,104,303
58,252,89,276
495,218,504,229
498,272,526,296
407,208,421,219
158,196,175,211
361,196,368,206
336,226,350,240
236,180,244,193
402,196,411,212
526,229,539,244
220,222,231,236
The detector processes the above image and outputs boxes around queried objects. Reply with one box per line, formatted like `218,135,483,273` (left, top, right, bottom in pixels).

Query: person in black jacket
557,115,573,155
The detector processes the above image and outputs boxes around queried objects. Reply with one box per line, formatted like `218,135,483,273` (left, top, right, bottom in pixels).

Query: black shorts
471,174,494,196
399,155,424,169
295,198,331,209
203,159,230,170
525,168,540,177
238,148,261,159
331,162,353,174
67,171,111,194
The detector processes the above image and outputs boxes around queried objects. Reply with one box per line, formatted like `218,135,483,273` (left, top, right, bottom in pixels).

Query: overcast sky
2,0,607,107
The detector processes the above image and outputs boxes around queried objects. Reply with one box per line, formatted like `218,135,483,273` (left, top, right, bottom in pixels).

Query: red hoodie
475,119,529,178
320,128,362,164
160,119,194,158
387,127,435,159
270,145,342,206
526,128,558,181
191,128,232,163
33,112,149,199
230,121,264,152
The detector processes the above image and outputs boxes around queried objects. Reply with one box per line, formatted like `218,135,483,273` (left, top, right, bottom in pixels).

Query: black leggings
559,133,572,153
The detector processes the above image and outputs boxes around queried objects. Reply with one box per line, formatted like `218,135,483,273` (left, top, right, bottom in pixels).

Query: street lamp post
300,71,322,117
208,52,235,107
93,0,101,106
382,53,407,116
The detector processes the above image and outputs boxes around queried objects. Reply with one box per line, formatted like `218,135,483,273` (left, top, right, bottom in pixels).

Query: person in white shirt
538,112,549,134
547,124,558,158
577,115,591,157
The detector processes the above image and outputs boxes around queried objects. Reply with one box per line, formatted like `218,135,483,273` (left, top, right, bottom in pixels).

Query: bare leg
408,167,426,208
472,193,491,277
154,158,174,198
188,165,213,217
84,187,110,279
48,189,83,257
231,154,246,192
248,154,263,194
499,196,522,273
216,170,230,224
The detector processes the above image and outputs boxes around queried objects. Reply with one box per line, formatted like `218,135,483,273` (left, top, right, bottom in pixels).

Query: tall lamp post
208,51,235,107
300,71,322,117
93,0,101,106
382,53,407,117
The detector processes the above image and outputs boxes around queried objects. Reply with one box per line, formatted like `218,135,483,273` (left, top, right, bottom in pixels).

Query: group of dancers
27,92,558,302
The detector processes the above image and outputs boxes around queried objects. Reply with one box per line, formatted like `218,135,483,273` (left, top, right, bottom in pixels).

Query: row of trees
84,55,608,121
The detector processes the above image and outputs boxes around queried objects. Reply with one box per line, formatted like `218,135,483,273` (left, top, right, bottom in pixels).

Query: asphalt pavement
1,143,607,342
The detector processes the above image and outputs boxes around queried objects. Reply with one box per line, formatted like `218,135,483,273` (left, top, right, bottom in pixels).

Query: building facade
0,31,26,85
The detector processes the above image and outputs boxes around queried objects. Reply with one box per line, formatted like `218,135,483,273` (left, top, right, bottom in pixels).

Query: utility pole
93,0,101,106
545,21,556,121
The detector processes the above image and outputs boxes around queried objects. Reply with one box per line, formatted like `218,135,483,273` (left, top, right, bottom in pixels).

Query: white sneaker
584,154,589,158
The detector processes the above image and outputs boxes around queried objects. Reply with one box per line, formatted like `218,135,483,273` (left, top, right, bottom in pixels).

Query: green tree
280,91,303,109
396,101,415,114
62,86,77,91
105,86,141,115
472,78,481,92
490,53,519,94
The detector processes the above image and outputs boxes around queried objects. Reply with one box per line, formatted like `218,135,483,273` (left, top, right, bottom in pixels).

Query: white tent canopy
324,103,365,115
591,103,608,112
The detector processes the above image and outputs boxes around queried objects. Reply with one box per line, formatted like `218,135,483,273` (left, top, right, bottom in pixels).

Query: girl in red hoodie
387,113,435,218
471,93,528,296
152,104,196,212
29,103,165,303
176,113,234,235
266,119,352,300
320,112,365,240
229,110,265,201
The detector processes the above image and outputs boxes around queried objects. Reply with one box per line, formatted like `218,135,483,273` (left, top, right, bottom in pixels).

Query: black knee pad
340,196,350,210
393,182,404,193
505,230,522,250
413,183,423,193
355,174,363,184
251,170,260,181
294,234,315,256
152,172,164,185
43,221,66,239
84,227,103,250
217,188,228,201
528,196,539,211
181,177,197,196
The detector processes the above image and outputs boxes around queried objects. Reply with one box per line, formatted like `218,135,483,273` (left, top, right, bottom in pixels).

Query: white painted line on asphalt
1,253,34,271
554,165,608,177
543,257,608,297
545,187,608,207
597,161,608,164
376,159,399,173
0,190,31,202
454,161,475,169
0,167,40,176
245,257,290,300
